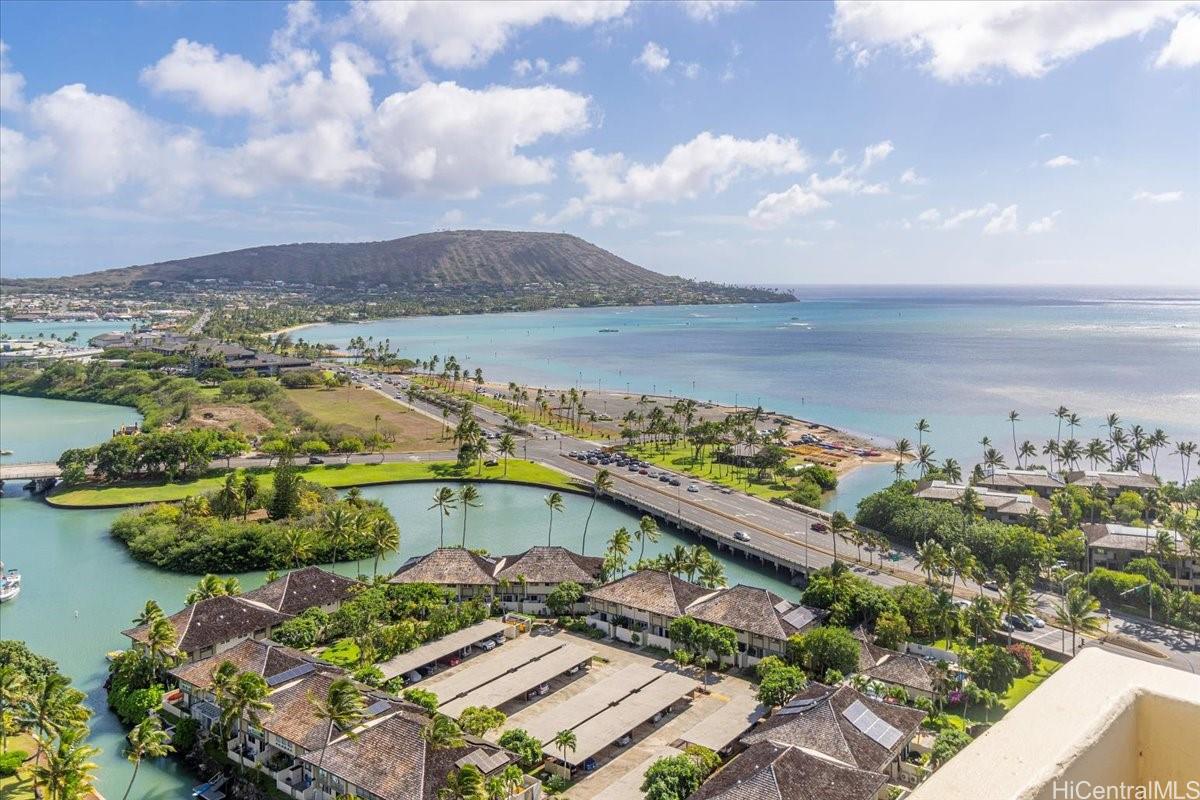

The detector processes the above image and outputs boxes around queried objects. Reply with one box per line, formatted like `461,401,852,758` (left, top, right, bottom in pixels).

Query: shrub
403,688,439,714
498,729,544,769
0,750,28,778
109,684,165,726
963,645,1021,695
173,718,200,754
756,663,807,707
802,465,839,491
786,626,860,678
929,729,972,766
789,479,822,508
1005,644,1037,677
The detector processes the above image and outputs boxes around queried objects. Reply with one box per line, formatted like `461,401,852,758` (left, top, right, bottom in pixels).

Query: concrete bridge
0,462,63,481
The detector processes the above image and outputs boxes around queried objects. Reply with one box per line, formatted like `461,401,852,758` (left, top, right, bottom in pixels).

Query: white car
687,484,700,493
478,639,497,651
733,530,751,542
1022,613,1045,629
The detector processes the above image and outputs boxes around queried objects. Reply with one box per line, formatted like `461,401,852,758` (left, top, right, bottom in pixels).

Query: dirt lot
282,386,446,451
181,404,276,436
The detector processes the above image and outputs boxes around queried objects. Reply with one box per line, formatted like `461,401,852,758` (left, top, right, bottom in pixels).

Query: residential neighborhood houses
89,330,313,376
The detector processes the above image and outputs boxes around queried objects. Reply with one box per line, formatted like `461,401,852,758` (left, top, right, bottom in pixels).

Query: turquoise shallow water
299,286,1200,484
0,394,801,797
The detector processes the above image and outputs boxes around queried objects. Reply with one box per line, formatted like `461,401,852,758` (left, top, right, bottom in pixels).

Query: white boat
0,563,20,603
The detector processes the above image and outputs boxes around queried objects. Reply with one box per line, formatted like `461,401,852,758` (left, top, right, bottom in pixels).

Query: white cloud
142,38,300,116
1132,189,1184,203
680,62,702,79
501,191,545,207
635,41,671,72
1027,210,1061,233
367,81,590,197
568,132,809,206
899,167,927,185
1044,154,1079,168
828,148,847,165
0,41,26,111
916,208,941,224
832,1,1197,82
512,58,534,77
1156,12,1200,68
748,184,830,228
515,56,581,77
806,171,887,196
439,208,464,225
680,0,747,22
656,229,684,237
557,56,584,75
1036,132,1053,143
348,1,629,72
859,139,893,172
983,204,1019,235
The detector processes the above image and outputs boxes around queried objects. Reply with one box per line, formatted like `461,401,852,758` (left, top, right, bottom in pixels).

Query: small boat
0,449,13,456
0,563,21,603
598,328,619,333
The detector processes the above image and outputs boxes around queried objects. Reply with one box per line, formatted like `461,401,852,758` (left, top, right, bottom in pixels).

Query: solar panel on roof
266,662,316,686
780,606,815,629
842,700,903,749
364,699,392,717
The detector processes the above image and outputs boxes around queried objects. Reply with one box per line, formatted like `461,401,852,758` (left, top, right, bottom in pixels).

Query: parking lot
494,632,762,800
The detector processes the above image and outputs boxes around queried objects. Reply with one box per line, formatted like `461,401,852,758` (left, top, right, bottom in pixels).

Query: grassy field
936,659,1063,731
283,386,445,451
47,459,582,507
413,377,616,441
623,442,814,503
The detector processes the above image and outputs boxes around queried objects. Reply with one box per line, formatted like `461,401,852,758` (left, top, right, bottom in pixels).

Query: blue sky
1,0,1197,283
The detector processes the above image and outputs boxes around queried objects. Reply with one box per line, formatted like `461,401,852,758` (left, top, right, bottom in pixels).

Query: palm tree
423,714,465,750
121,715,174,800
947,544,975,596
697,557,727,588
308,678,366,796
429,487,458,548
606,527,633,577
458,484,482,548
942,458,962,484
635,515,660,562
916,444,936,478
33,725,99,800
915,540,947,586
1053,405,1070,451
22,674,88,797
914,418,930,449
368,518,399,579
281,528,312,572
1019,440,1038,468
544,492,565,546
1007,410,1021,465
496,433,516,476
322,506,358,570
132,599,165,627
998,578,1033,645
0,666,26,754
146,616,179,671
829,511,853,566
551,729,577,767
1052,587,1103,656
582,469,613,555
186,573,234,603
220,671,273,776
216,472,242,520
440,765,487,800
893,437,913,475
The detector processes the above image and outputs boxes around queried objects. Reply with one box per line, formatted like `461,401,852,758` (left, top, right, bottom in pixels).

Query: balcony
161,688,188,719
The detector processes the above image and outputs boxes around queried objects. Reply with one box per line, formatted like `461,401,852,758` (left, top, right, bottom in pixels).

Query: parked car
734,530,751,542
1022,613,1045,629
616,733,633,747
404,670,423,685
582,757,598,772
478,639,497,651
983,579,1000,591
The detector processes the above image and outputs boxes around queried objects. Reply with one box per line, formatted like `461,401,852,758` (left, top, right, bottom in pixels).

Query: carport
520,663,664,746
422,635,562,704
377,619,511,680
440,642,593,717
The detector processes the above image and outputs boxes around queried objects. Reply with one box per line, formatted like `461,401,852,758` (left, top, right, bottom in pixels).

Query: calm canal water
0,393,801,797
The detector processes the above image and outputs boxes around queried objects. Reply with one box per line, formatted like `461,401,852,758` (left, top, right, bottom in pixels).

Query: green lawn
935,660,1063,731
47,459,581,507
319,638,361,668
282,386,445,451
414,378,615,440
0,733,38,800
623,442,814,503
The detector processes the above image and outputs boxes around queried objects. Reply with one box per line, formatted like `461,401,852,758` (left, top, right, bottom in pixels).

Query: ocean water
299,285,1200,487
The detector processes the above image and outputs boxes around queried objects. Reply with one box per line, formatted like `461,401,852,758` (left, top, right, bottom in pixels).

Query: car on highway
734,530,751,542
308,456,325,465
669,478,682,486
687,484,700,492
659,474,671,482
1022,613,1045,629
639,468,649,475
720,487,733,494
1005,614,1034,632
810,522,828,533
628,464,640,472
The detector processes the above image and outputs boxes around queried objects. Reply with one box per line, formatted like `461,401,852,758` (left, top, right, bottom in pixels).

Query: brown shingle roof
584,570,712,618
689,741,887,800
168,639,317,691
123,595,289,655
686,585,826,641
741,684,925,773
495,546,604,585
389,547,499,586
300,711,517,800
260,670,399,752
241,566,361,615
862,653,939,694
